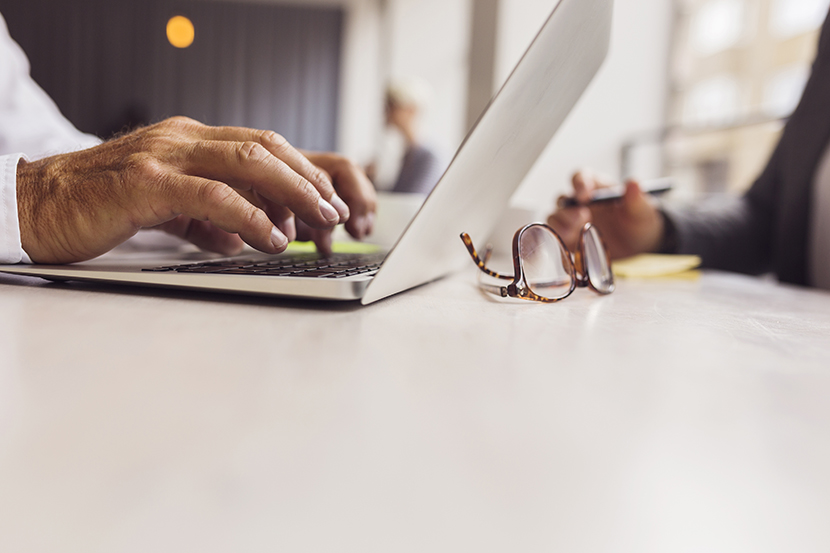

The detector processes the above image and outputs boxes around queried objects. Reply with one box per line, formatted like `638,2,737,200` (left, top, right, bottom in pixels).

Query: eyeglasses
459,223,615,302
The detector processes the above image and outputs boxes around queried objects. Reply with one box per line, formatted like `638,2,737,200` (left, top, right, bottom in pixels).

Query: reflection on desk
1,269,829,552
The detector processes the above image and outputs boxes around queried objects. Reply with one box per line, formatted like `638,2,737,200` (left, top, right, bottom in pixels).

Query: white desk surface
1,265,829,552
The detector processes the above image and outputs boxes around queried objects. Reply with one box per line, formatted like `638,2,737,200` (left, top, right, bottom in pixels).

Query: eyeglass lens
518,225,574,300
583,225,614,293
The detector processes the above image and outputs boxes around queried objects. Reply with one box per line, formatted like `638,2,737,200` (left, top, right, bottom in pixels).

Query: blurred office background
1,0,829,207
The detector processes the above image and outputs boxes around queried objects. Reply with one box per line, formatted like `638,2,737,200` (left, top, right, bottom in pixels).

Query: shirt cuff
0,153,31,264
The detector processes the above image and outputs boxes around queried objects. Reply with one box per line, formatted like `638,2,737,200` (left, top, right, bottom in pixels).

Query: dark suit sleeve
661,144,780,275
661,11,830,276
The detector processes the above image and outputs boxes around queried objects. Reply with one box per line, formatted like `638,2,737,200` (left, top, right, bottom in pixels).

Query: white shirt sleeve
0,12,101,263
0,153,28,263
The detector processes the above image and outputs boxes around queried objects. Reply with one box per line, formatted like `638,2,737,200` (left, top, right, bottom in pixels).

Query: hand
364,161,377,184
16,117,354,264
546,170,665,259
295,151,377,255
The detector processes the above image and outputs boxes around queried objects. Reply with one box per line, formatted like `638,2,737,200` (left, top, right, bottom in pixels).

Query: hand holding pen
557,176,673,208
546,171,671,260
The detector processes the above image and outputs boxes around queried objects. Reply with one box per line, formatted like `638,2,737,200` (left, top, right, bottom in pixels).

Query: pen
558,177,674,208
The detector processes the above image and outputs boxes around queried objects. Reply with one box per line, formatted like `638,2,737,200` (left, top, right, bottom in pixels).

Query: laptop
0,0,613,305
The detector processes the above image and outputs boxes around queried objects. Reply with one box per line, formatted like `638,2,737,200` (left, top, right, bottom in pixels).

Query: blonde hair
386,77,432,110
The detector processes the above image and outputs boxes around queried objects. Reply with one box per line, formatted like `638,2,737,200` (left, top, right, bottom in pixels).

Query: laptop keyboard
141,252,386,279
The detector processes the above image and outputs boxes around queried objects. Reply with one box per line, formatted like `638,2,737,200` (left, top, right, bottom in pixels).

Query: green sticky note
286,241,382,254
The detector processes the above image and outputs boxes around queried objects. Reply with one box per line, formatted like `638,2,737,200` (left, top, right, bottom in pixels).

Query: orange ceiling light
166,15,195,48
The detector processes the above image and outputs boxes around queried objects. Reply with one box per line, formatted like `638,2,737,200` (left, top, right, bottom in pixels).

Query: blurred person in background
547,8,830,290
368,78,444,195
0,11,375,265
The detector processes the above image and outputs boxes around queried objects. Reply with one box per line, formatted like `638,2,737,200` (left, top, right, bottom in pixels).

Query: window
684,75,741,126
658,0,827,195
763,64,810,117
769,0,830,38
691,0,746,55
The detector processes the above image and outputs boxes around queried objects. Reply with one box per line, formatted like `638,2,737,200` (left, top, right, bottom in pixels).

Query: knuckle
166,115,198,129
227,191,262,230
329,154,355,174
145,134,176,154
337,155,357,169
195,182,262,230
295,174,319,204
126,153,165,182
236,141,270,166
241,201,262,229
259,130,289,150
197,180,235,209
311,167,333,188
155,116,201,139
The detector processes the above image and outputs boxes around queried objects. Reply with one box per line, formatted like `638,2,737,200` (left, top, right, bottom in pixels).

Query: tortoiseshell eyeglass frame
459,222,615,303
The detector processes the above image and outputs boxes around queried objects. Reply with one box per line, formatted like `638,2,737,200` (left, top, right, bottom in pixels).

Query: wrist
16,157,51,263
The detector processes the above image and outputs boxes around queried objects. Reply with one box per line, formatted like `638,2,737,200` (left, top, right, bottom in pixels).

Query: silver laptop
1,0,613,305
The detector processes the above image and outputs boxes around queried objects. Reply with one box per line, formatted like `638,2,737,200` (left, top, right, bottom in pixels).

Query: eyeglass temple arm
477,281,509,297
459,233,514,281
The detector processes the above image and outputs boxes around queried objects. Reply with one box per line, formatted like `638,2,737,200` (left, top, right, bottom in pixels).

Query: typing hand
546,170,665,259
230,151,377,256
16,117,374,263
294,151,377,255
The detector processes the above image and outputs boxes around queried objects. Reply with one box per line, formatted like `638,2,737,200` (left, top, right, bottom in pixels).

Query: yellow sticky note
612,254,702,278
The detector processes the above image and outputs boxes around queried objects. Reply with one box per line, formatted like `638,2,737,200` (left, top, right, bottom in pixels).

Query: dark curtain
0,0,343,150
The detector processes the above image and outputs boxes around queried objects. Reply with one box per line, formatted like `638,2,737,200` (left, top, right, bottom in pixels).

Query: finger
262,203,298,243
302,152,378,240
547,206,591,251
337,178,375,238
233,188,297,243
551,196,580,221
624,179,644,195
329,165,374,239
164,175,289,254
310,227,333,256
194,126,351,221
572,171,597,204
622,179,653,215
362,212,375,238
181,140,342,229
157,216,245,256
294,218,314,242
291,220,332,255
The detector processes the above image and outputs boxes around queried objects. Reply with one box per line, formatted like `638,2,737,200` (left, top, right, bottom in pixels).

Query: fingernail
318,197,340,223
270,227,288,250
352,215,368,239
318,231,333,255
365,212,375,235
329,193,350,221
278,215,297,243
